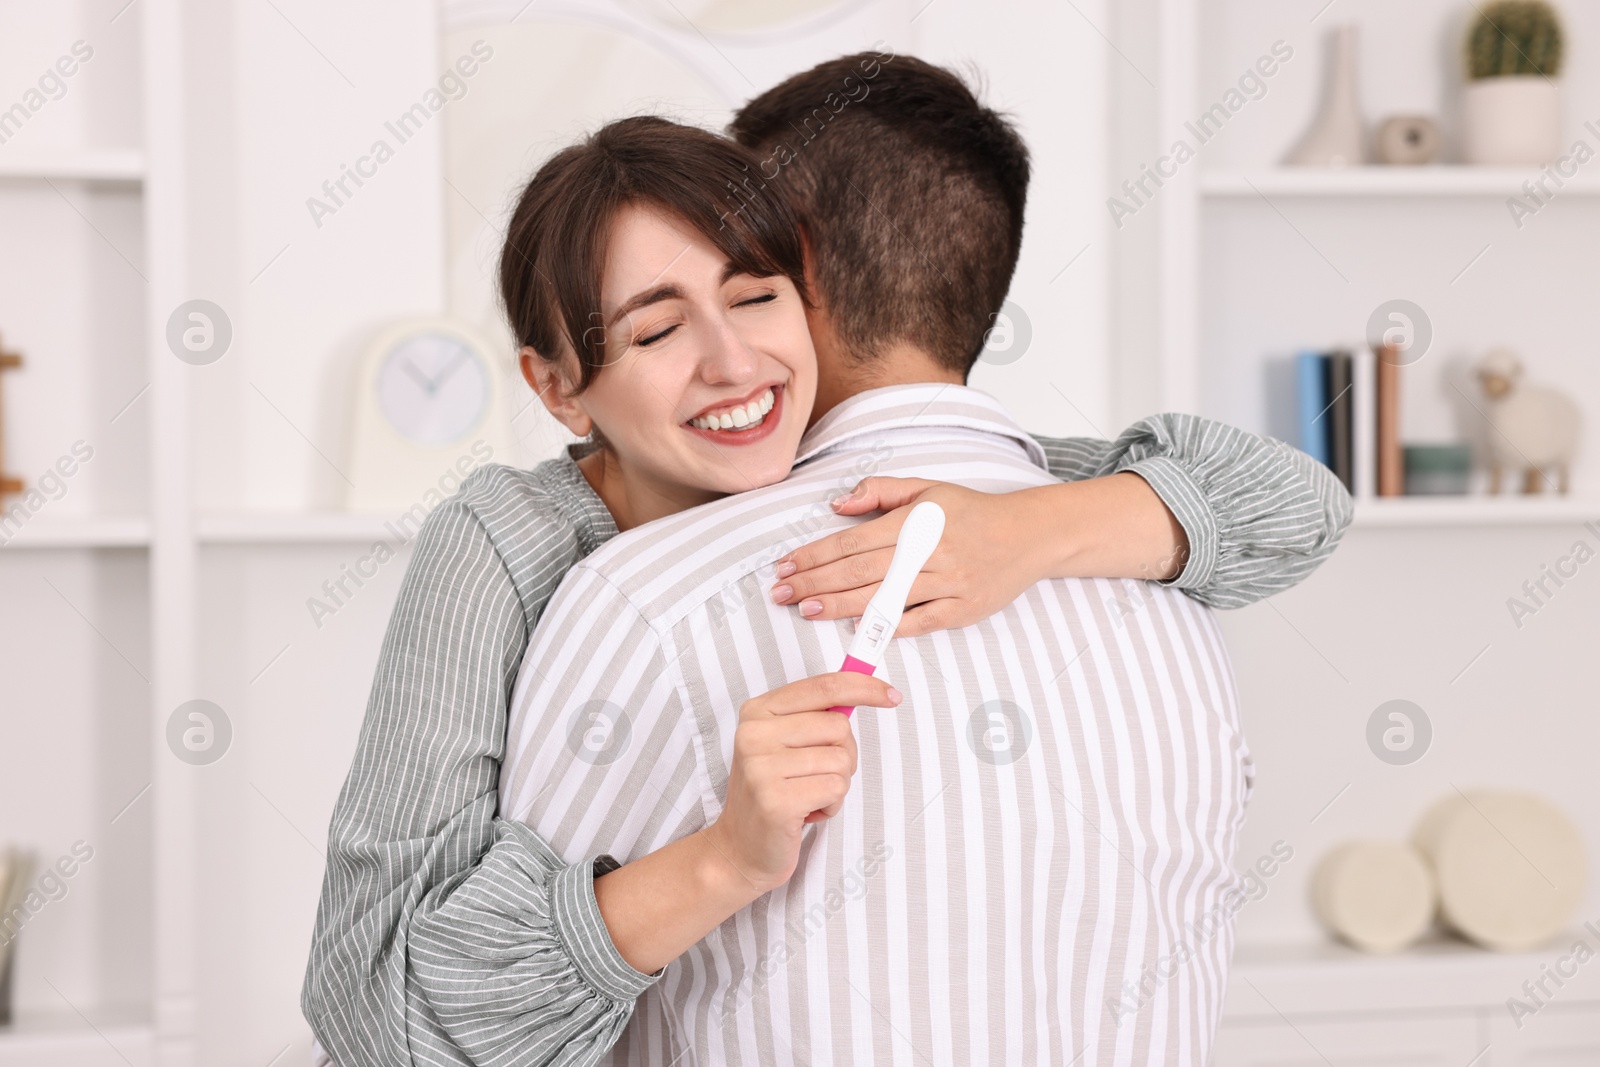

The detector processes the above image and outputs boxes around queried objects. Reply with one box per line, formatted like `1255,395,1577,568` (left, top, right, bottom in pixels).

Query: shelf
198,512,398,544
0,513,405,547
1351,496,1600,527
0,515,150,548
0,1008,152,1067
0,150,145,184
1201,166,1600,198
1226,933,1600,1018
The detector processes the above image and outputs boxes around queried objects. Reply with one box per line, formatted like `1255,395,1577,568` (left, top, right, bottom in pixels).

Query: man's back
502,384,1253,1066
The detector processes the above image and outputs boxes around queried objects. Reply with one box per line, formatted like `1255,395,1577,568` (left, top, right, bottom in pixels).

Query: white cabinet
1218,938,1600,1067
1489,1006,1600,1067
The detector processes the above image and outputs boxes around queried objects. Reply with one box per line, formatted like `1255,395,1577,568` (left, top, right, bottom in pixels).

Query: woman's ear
520,346,593,438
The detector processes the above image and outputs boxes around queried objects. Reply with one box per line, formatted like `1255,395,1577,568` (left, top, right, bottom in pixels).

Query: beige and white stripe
501,384,1255,1066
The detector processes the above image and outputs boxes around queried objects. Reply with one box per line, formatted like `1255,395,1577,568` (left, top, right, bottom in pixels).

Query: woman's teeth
689,387,775,432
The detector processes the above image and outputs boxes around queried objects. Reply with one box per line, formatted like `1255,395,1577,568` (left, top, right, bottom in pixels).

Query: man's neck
808,341,965,429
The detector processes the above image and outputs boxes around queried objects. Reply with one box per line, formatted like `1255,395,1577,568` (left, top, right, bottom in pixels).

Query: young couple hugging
304,51,1351,1067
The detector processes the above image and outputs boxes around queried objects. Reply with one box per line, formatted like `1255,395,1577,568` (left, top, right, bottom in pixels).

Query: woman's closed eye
633,290,776,347
636,322,679,347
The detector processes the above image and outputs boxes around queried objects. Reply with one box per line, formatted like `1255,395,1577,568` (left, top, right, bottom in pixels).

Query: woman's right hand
702,672,902,896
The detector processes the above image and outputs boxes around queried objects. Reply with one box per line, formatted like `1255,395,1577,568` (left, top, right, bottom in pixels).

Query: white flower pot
1462,76,1561,165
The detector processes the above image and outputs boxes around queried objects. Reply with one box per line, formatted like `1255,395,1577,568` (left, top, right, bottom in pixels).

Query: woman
303,116,1348,1065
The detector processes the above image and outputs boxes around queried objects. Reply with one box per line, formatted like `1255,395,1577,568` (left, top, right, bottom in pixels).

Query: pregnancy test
827,501,946,716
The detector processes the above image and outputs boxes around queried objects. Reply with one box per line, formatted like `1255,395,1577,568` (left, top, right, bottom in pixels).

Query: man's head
730,51,1029,407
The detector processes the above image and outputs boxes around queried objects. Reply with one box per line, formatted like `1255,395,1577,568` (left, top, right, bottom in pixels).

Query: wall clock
346,317,516,511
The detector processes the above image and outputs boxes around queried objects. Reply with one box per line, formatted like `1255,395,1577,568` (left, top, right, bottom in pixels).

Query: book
1327,349,1354,493
1376,343,1404,496
1352,346,1376,499
1296,349,1331,466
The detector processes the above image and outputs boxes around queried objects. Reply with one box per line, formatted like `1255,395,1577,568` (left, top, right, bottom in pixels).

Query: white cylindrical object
1462,77,1562,165
1312,841,1436,953
1414,791,1586,951
1287,24,1367,166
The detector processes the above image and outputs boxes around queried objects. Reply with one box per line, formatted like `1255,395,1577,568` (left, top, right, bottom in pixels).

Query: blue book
1296,349,1330,466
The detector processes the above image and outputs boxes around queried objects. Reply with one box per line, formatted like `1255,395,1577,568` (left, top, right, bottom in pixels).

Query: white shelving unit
1222,934,1600,1064
1202,166,1600,197
0,149,145,183
1353,495,1600,527
1151,1,1600,1061
0,1007,153,1067
1,515,151,548
1158,5,1600,524
0,2,191,1063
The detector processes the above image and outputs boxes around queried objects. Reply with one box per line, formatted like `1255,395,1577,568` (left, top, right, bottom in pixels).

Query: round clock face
375,332,490,445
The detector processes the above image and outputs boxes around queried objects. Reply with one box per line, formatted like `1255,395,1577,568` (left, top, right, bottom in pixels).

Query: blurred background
1,0,1598,1063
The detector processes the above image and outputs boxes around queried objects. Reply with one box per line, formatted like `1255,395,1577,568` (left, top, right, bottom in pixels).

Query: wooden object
1414,791,1586,951
0,335,21,498
1312,841,1436,953
1376,342,1403,496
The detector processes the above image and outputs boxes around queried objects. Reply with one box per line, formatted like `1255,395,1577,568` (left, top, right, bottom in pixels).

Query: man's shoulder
567,457,861,627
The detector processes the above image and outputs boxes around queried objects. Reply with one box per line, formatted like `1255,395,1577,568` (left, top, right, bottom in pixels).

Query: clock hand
400,359,439,396
426,348,471,392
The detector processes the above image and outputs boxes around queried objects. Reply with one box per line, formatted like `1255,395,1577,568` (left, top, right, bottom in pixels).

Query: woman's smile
685,383,786,444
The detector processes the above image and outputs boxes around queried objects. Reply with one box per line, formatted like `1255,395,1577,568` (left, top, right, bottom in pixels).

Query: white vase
1462,76,1562,165
1287,24,1366,166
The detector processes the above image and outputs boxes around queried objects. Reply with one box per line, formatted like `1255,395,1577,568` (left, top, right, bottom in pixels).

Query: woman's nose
699,314,759,384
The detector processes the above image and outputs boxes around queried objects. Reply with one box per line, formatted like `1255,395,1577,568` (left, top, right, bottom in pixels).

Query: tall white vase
1288,24,1366,166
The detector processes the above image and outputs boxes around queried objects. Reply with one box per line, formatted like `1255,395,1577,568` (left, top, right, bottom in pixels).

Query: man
492,54,1339,1064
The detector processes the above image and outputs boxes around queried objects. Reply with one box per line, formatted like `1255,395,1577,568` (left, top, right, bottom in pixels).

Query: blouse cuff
1123,455,1219,592
548,852,665,1002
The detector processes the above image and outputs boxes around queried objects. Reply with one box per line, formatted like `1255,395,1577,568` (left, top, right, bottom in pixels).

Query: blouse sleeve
301,478,662,1067
1030,412,1354,609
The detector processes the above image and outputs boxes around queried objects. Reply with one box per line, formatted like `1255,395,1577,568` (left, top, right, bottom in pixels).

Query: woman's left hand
769,477,1054,638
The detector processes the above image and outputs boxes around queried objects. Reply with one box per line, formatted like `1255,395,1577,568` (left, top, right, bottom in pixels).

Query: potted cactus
1462,0,1565,164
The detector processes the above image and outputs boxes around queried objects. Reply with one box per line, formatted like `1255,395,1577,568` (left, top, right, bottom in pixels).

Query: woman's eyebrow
607,284,683,327
605,263,750,327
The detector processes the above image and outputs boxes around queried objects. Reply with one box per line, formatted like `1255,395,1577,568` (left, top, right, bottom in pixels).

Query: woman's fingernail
771,584,793,604
887,687,903,705
798,599,823,617
775,560,797,578
830,493,852,510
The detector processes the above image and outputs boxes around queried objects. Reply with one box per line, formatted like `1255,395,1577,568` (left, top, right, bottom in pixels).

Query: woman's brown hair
499,115,810,393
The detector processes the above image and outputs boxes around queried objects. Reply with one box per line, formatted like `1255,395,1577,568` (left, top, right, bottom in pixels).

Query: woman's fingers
828,476,943,516
787,775,853,822
775,511,902,580
746,671,901,718
753,709,861,750
772,546,896,606
894,598,967,638
775,743,856,780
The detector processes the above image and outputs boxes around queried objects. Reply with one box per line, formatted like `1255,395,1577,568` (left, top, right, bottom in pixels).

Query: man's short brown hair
729,52,1029,376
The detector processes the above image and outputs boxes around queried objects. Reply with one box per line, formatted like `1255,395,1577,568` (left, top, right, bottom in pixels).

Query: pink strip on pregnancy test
826,501,946,715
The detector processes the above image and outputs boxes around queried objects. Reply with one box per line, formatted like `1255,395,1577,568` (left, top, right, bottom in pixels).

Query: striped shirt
302,390,1351,1067
498,384,1260,1066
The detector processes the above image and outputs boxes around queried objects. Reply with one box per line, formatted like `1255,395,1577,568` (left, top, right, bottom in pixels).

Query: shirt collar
794,383,1048,470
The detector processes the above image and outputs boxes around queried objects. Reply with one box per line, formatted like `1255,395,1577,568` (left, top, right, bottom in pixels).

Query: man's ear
519,346,593,438
798,222,822,303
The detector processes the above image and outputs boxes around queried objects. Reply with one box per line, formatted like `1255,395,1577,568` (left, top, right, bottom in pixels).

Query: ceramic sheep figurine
1475,348,1581,494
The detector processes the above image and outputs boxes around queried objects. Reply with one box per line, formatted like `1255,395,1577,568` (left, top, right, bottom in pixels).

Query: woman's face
544,203,817,509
